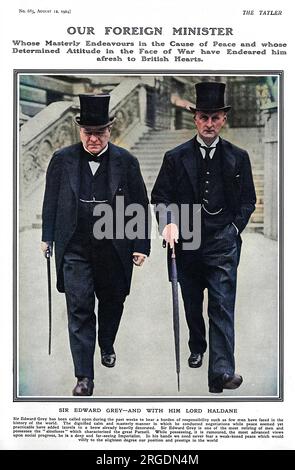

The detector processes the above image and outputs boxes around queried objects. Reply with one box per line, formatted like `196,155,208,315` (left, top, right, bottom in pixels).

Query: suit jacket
151,135,256,240
42,142,151,293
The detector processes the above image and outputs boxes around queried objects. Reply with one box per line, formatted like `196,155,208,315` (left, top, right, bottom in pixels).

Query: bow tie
86,153,104,163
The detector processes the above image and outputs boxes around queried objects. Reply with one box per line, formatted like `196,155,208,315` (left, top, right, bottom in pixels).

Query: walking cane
45,246,52,355
163,240,181,391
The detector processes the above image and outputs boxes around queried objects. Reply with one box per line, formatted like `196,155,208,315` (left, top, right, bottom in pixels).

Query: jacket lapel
108,143,123,202
219,138,237,178
181,137,200,201
64,143,82,202
219,138,239,208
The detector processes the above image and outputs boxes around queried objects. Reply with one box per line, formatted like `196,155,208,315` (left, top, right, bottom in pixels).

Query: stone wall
262,106,278,240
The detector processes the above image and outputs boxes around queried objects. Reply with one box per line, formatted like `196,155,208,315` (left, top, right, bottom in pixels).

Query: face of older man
80,126,111,154
194,111,227,145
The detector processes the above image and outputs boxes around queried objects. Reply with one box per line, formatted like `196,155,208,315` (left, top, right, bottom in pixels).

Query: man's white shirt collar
196,135,219,159
83,144,109,175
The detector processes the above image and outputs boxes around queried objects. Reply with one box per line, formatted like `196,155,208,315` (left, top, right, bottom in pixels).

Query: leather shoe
72,377,94,396
188,352,203,368
101,350,116,368
209,373,243,393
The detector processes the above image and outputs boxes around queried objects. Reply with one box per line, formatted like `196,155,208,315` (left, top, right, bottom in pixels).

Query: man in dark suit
41,94,150,396
151,82,256,393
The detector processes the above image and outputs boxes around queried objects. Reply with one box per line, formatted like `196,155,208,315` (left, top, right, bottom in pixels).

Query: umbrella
163,240,180,391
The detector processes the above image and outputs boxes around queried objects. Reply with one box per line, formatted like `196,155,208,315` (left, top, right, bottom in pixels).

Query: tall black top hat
189,82,231,113
74,94,115,128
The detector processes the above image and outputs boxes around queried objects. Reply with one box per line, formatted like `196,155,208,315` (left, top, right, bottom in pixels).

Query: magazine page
0,0,294,460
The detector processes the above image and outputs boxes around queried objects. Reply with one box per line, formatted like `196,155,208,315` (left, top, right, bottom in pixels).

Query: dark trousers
63,235,128,379
177,223,240,387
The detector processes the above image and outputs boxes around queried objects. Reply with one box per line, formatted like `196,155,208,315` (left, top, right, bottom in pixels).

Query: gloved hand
132,253,146,267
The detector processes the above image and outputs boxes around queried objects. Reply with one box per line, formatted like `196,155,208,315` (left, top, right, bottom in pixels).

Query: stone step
140,129,194,136
135,134,191,140
138,158,166,163
251,213,264,219
254,178,264,185
134,144,186,151
138,132,193,139
250,219,264,225
246,225,264,233
135,137,194,144
248,218,264,224
136,151,162,155
248,226,264,230
138,132,193,138
140,163,164,169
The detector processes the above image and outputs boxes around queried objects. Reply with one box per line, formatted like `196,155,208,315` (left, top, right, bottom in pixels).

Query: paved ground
18,225,279,399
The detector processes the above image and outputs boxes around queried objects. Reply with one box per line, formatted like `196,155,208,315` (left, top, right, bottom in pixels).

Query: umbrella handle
172,245,176,259
162,240,176,259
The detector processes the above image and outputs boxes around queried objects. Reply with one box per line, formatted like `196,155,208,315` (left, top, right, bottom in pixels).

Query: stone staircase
132,129,194,193
132,129,264,233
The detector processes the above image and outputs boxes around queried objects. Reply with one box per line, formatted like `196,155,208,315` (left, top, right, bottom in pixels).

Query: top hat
189,82,231,113
74,93,115,128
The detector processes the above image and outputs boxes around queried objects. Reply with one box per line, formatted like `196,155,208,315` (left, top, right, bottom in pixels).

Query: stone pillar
138,84,147,124
262,104,278,240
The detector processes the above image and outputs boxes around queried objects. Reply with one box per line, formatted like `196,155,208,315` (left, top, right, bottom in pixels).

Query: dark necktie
200,146,215,164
